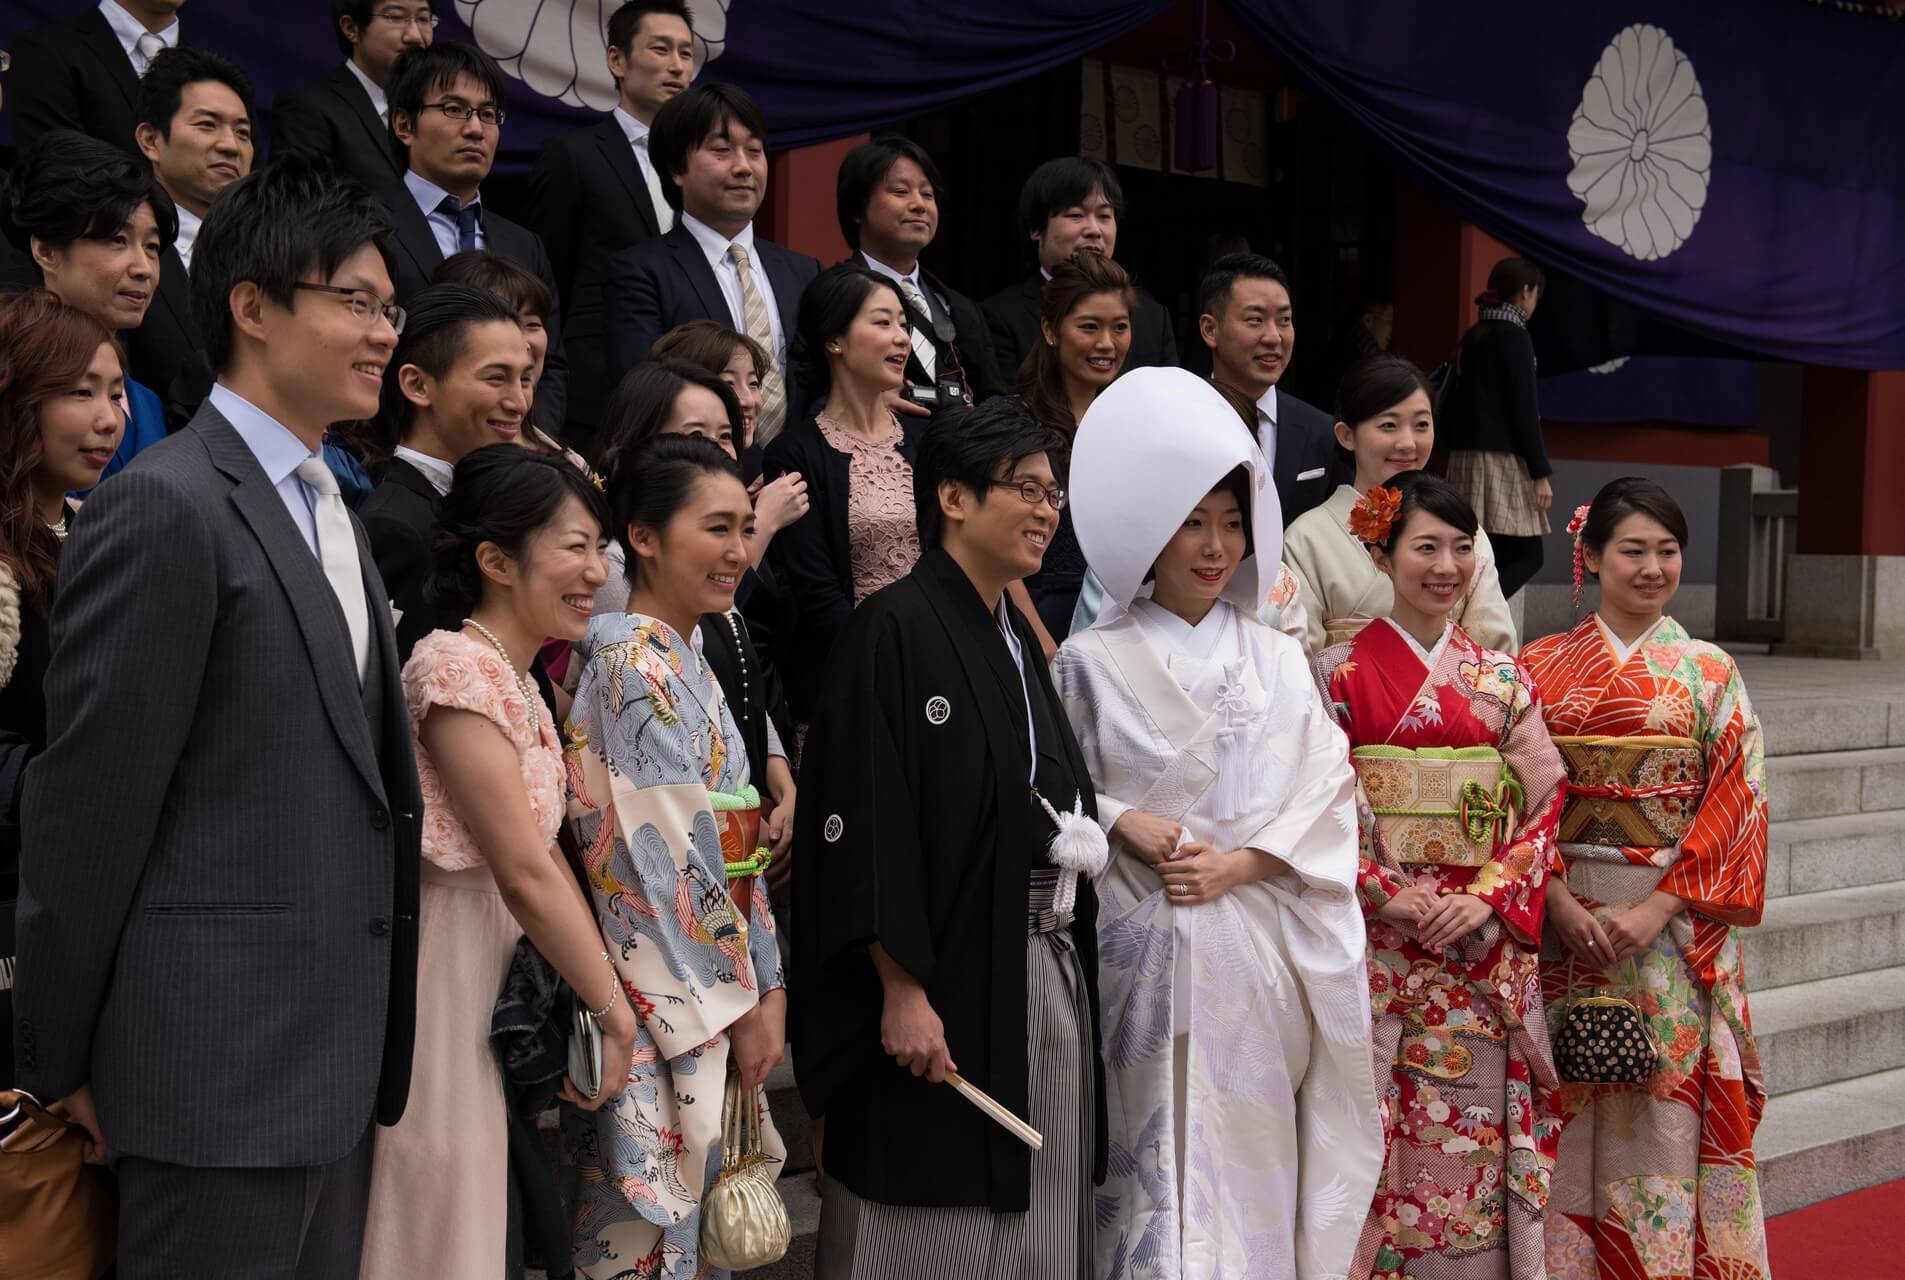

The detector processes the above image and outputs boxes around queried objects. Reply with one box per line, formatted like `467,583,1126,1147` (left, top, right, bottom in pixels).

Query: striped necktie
728,243,786,443
895,276,937,382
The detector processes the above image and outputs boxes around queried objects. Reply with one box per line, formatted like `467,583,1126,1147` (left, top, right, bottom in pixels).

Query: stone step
1765,808,1905,899
1766,745,1905,822
1741,882,1905,990
1757,1065,1905,1215
1751,965,1905,1095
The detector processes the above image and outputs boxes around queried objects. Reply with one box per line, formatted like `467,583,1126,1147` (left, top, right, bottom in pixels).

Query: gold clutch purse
1351,745,1524,866
1552,735,1705,848
698,1069,790,1270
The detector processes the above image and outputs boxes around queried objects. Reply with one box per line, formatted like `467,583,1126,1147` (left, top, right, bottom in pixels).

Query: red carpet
1766,1178,1905,1277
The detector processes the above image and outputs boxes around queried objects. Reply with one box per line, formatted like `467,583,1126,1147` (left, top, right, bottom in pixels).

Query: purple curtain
1221,0,1905,370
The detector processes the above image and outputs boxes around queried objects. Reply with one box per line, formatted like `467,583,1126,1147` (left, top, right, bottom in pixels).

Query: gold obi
1323,617,1370,649
1351,746,1524,866
1553,735,1705,848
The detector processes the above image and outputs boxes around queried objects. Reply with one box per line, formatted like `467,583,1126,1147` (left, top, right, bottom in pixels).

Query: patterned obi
1351,745,1524,866
1324,617,1371,649
709,786,771,920
1552,734,1705,850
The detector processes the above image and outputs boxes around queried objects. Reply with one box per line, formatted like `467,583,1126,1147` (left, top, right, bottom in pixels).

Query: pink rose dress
361,630,565,1279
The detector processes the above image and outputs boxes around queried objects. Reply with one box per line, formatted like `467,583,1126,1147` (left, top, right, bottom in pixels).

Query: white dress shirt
1255,384,1279,463
861,251,925,301
345,57,389,124
404,169,486,258
680,213,785,367
174,206,202,272
611,106,674,234
393,446,455,496
99,0,178,77
209,384,323,557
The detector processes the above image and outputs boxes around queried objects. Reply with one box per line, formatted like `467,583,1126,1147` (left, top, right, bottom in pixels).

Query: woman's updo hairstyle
425,444,610,617
604,432,744,587
1482,256,1546,304
788,261,900,399
1372,469,1478,555
1335,353,1433,426
1578,477,1689,564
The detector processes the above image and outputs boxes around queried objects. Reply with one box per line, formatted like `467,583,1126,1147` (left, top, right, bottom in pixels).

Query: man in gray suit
11,157,423,1277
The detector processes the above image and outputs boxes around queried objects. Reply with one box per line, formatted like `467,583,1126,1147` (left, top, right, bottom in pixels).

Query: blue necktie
437,196,480,254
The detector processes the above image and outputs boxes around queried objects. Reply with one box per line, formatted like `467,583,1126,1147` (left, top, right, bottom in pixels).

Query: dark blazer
604,222,821,428
12,403,423,1166
124,244,213,431
1441,318,1551,478
9,7,152,155
359,458,448,661
1268,387,1340,526
270,62,406,192
852,251,1006,403
377,179,570,429
982,270,1178,385
760,410,928,721
527,119,663,436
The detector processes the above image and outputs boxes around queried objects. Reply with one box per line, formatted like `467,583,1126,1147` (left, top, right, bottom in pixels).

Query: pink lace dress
817,411,921,602
362,630,565,1280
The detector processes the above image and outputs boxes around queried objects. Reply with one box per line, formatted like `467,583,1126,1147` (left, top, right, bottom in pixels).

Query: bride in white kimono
1055,369,1384,1280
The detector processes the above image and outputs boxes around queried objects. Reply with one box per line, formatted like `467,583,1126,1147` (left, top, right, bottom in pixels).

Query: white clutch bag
568,997,603,1100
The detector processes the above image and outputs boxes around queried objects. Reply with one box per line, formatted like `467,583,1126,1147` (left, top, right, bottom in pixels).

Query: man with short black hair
127,44,254,422
10,0,187,155
1199,251,1337,525
604,82,820,445
377,40,567,425
13,155,423,1275
529,0,696,446
837,134,1006,416
795,400,1107,1278
983,156,1176,381
272,0,439,190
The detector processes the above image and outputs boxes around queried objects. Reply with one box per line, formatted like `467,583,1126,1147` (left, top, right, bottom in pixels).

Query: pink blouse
817,411,921,603
402,630,564,871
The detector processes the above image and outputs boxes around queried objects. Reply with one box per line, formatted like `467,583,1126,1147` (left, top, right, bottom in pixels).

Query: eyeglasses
990,479,1067,511
292,284,407,335
373,10,440,29
422,100,505,127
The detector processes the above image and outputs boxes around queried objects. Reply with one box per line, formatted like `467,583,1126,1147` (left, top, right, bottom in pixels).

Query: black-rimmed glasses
292,284,407,335
990,479,1067,511
422,100,505,127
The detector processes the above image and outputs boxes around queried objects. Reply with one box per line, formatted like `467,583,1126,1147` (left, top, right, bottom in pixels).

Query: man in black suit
129,46,254,427
983,156,1176,384
270,0,437,192
604,82,820,446
374,41,567,426
837,134,1005,423
358,284,534,659
1199,252,1337,526
10,0,184,155
12,155,422,1274
529,1,695,448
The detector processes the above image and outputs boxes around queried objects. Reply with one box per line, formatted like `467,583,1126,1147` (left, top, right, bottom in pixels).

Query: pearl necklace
45,512,69,543
462,617,540,738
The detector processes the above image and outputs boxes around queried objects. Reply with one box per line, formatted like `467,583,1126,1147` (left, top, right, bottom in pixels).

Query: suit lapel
384,188,445,286
593,119,660,237
329,64,400,181
666,227,733,324
155,247,198,345
758,242,805,344
198,410,387,799
76,9,140,113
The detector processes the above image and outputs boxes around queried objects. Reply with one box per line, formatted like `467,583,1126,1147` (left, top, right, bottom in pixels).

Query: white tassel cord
1036,789,1109,921
1210,658,1252,824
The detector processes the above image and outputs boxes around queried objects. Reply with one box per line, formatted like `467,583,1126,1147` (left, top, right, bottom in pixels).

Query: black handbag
1554,993,1658,1085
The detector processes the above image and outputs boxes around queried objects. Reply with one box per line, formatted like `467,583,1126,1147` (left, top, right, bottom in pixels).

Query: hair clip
1347,485,1402,545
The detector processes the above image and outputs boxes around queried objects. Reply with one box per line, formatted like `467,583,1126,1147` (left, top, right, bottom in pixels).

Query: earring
828,344,840,354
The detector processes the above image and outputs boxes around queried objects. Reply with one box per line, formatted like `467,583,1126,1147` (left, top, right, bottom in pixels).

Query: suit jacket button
372,807,390,831
369,916,391,937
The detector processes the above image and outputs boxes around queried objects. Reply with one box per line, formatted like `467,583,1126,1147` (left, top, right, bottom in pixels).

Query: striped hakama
815,868,1095,1280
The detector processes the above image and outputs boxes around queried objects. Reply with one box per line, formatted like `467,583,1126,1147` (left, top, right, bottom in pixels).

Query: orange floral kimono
1521,615,1768,1280
1318,619,1567,1280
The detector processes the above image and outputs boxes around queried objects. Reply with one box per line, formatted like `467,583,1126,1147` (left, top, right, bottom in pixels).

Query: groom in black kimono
794,400,1108,1279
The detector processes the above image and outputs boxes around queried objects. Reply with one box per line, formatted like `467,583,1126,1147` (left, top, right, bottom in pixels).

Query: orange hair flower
1347,485,1403,545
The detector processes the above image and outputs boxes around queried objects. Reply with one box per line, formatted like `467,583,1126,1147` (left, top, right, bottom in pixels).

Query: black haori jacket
792,547,1108,1210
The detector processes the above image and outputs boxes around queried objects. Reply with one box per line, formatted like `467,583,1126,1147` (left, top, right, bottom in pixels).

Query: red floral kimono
1318,618,1567,1280
1521,615,1768,1280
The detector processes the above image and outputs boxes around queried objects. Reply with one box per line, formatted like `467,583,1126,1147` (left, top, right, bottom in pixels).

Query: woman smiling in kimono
1521,479,1770,1280
1055,368,1384,1280
1313,471,1566,1280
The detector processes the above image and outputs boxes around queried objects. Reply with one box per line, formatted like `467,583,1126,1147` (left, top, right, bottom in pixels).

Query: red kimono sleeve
1659,659,1769,927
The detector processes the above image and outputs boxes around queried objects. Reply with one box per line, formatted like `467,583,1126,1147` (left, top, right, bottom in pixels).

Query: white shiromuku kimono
1059,368,1384,1280
1282,484,1518,655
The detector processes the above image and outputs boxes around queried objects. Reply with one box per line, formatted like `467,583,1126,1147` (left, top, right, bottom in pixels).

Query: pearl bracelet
590,951,620,1020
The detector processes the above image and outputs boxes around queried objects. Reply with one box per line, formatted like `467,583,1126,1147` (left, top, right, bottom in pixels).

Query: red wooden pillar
1797,369,1905,556
761,133,867,265
1389,177,1514,371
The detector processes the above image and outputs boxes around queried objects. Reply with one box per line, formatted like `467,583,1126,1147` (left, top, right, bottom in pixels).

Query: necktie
294,457,371,683
634,135,674,234
895,277,938,382
728,243,787,443
134,33,167,77
436,195,480,255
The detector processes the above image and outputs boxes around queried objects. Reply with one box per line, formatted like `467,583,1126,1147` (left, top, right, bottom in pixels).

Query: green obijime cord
710,785,772,878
